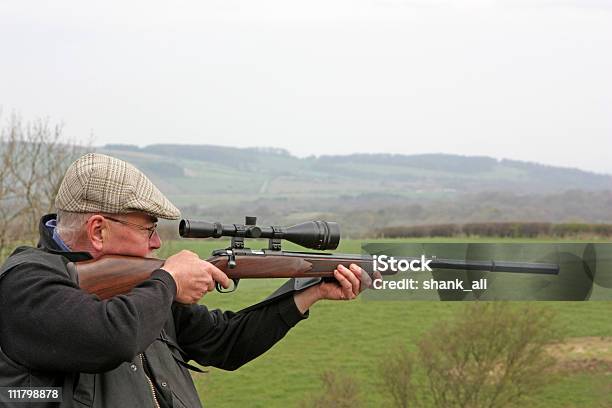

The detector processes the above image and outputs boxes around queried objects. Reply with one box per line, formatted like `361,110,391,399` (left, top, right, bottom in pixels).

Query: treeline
191,190,612,237
376,222,612,238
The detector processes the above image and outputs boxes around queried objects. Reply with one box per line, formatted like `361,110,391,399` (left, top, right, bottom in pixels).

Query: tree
0,112,86,258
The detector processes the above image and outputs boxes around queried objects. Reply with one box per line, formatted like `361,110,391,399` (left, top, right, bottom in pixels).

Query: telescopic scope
179,218,340,250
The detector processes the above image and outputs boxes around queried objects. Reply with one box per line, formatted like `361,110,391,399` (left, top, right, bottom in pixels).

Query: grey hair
56,210,95,247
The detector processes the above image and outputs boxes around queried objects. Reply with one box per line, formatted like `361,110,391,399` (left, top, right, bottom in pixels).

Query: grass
192,290,612,407
154,239,612,407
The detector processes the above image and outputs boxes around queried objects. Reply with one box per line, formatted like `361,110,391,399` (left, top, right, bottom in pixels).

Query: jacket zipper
140,353,161,408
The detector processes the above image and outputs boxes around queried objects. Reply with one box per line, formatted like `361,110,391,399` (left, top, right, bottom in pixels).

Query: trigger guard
216,279,240,293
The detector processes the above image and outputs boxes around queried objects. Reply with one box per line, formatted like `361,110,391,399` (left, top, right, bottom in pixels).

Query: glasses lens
149,224,158,239
106,216,157,239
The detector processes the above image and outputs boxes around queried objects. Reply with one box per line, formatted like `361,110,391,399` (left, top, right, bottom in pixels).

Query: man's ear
86,215,107,252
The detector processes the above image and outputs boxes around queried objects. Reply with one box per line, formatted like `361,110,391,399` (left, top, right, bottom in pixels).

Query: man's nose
149,231,162,250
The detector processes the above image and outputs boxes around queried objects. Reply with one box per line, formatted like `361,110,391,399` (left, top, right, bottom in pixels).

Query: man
0,153,366,408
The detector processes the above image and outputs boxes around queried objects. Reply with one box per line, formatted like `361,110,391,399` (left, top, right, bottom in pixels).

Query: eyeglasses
104,216,158,240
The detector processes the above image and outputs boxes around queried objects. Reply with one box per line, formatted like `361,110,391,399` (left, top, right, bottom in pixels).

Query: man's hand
318,264,369,301
161,250,230,304
293,264,372,314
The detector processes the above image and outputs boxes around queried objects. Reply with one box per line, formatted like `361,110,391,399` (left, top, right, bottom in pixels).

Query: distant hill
101,143,611,194
99,144,612,235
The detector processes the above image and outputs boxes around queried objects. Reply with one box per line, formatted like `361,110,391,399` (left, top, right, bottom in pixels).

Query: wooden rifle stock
74,252,373,300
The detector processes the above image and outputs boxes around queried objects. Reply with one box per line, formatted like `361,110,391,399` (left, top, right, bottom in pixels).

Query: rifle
75,217,560,300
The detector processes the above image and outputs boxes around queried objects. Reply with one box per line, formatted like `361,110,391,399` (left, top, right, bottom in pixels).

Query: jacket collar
38,214,93,262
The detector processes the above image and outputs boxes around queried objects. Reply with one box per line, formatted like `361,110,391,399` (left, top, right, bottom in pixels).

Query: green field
157,239,612,407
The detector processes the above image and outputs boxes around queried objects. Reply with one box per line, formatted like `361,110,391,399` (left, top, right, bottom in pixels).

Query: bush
377,303,561,408
379,345,419,408
418,303,561,407
299,370,362,408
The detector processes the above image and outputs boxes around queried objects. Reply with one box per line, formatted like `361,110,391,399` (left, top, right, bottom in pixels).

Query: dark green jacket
0,215,308,407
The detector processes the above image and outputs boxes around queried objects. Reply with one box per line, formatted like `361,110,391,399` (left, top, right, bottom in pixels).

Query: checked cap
55,153,180,220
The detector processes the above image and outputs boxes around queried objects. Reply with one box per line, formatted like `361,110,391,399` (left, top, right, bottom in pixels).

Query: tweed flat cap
55,153,181,220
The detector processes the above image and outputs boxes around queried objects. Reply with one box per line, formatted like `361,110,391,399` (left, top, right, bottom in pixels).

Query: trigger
215,279,240,293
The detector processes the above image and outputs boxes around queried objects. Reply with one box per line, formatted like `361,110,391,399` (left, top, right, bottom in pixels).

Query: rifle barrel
278,251,560,275
426,258,559,274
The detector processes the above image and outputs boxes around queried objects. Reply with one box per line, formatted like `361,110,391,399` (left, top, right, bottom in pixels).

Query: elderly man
0,153,365,408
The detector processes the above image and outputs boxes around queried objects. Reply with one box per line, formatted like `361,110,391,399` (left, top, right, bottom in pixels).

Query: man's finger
204,262,231,289
349,264,370,291
206,279,215,292
338,264,360,297
334,269,354,299
348,264,362,278
353,265,373,290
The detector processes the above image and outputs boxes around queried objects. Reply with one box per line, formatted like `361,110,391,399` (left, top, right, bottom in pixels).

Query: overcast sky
1,0,611,174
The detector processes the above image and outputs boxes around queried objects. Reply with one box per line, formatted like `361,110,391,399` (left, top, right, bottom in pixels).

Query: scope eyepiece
179,219,340,250
179,220,224,238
